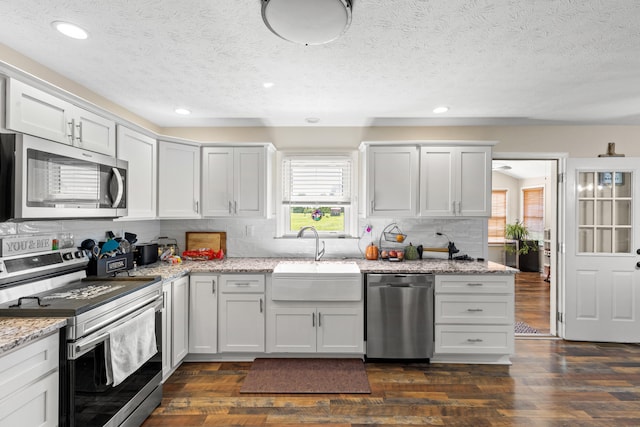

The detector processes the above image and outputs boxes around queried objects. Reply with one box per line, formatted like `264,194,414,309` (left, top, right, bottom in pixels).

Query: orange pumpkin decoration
365,243,379,260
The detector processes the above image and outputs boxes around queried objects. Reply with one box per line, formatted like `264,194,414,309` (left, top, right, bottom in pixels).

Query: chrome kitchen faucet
297,226,325,261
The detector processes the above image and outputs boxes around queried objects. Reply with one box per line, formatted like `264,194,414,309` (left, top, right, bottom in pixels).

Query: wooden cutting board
185,232,227,252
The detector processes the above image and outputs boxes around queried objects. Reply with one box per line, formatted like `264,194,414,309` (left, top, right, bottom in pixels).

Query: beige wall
3,43,640,156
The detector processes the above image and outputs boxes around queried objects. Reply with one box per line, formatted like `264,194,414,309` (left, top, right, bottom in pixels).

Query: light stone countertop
0,317,66,356
124,257,517,281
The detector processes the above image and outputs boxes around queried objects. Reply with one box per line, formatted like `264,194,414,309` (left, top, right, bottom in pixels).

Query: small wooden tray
186,232,227,253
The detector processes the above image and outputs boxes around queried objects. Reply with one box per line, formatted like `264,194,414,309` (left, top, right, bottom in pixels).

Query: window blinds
489,190,507,239
523,187,544,236
282,156,351,204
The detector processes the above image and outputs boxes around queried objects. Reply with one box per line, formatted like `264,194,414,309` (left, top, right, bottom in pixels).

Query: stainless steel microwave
0,133,127,220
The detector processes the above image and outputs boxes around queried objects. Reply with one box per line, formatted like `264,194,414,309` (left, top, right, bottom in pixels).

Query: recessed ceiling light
305,117,320,123
52,21,88,40
433,106,449,114
263,82,275,89
174,108,191,115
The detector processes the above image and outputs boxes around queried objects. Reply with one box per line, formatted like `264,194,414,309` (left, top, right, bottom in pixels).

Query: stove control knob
74,250,84,259
62,252,74,261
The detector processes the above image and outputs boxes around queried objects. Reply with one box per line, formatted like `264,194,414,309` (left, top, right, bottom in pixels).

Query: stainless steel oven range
0,244,162,427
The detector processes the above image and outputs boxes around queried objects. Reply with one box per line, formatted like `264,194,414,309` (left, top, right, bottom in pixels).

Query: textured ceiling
0,0,639,127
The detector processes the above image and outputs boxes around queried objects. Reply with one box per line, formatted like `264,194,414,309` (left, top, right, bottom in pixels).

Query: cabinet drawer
220,274,265,293
435,325,514,355
0,333,58,402
435,294,513,324
436,275,513,294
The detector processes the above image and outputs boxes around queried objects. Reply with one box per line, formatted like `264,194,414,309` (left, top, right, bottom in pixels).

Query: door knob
637,249,640,255
637,262,640,268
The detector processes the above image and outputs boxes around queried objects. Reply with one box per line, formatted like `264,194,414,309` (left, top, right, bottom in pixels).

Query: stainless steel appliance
134,243,159,266
0,133,127,221
0,240,161,427
366,273,434,359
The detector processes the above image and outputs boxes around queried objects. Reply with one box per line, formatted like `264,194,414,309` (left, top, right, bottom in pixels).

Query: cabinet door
171,276,189,366
117,126,157,219
367,146,419,216
189,275,218,353
161,281,172,380
73,106,116,155
0,371,58,427
420,147,456,216
202,147,234,217
457,146,491,216
158,141,201,218
7,78,72,144
316,307,364,353
219,293,265,352
234,147,265,217
267,307,316,353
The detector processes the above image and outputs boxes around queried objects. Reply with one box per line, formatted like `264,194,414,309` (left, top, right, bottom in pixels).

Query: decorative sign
598,172,624,186
0,235,56,257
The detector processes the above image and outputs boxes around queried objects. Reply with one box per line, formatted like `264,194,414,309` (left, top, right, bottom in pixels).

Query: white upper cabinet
7,78,116,155
420,146,492,217
116,125,157,219
202,146,271,218
365,146,419,217
158,141,201,218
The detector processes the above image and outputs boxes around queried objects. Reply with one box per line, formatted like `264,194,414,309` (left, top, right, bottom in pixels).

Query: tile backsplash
1,216,487,260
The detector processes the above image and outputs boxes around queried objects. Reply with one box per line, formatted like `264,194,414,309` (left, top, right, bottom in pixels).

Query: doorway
489,157,559,336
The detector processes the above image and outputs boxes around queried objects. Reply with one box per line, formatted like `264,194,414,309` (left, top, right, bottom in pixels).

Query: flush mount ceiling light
174,108,191,115
433,106,449,114
52,21,88,39
261,0,352,45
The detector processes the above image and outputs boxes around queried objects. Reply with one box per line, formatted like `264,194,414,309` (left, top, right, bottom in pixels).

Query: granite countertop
0,317,67,356
126,257,517,280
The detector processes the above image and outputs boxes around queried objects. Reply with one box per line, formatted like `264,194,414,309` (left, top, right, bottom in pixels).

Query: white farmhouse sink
271,261,361,301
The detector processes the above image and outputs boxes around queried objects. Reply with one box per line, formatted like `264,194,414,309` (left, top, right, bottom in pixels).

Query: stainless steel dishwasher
366,273,434,359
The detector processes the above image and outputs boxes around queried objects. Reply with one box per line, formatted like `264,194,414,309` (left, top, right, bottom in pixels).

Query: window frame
276,151,358,238
489,189,508,242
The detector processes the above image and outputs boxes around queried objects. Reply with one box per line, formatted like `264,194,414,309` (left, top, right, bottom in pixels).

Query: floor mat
240,358,371,394
515,321,540,334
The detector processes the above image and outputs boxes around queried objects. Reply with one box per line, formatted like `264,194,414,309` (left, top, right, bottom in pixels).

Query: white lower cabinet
218,275,265,352
162,275,189,380
189,274,218,353
433,274,515,364
0,333,59,427
267,304,364,354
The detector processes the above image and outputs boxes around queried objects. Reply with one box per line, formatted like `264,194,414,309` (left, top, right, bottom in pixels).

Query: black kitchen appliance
135,243,159,266
0,237,162,427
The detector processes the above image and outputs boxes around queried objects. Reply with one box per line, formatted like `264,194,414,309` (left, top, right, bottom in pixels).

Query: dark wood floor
515,272,550,335
143,339,640,426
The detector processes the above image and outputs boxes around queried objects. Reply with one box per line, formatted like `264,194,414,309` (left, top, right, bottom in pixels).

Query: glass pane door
577,171,633,253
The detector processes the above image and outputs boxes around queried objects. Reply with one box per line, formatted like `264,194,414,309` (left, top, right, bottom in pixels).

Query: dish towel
105,307,157,387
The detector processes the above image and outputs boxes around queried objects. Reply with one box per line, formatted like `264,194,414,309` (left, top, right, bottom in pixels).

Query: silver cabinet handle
234,282,251,286
195,200,199,213
212,279,216,294
259,298,263,313
452,201,456,214
75,121,83,143
318,312,321,327
234,200,238,214
228,200,232,214
370,200,374,213
457,201,461,213
312,312,315,327
467,308,484,312
68,118,75,142
466,283,483,287
467,338,484,343
162,291,167,309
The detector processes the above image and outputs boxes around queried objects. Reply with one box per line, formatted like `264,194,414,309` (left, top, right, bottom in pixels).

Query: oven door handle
72,295,162,358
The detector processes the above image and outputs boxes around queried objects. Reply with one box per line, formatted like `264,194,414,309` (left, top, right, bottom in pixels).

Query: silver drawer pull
466,283,483,287
467,308,484,312
234,283,251,286
467,338,484,343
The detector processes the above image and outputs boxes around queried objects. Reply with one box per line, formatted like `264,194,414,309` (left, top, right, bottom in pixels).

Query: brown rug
240,358,371,394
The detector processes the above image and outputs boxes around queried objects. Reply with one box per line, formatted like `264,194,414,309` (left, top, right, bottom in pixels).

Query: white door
235,147,265,217
564,157,640,342
202,147,234,217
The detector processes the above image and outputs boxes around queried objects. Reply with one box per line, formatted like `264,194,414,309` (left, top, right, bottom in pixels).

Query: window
280,153,356,236
489,190,507,241
523,187,544,240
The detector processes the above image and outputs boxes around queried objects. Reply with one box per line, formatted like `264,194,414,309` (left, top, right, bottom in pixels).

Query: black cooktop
0,276,161,317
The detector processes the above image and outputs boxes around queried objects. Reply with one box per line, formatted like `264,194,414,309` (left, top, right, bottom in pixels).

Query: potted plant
505,220,539,272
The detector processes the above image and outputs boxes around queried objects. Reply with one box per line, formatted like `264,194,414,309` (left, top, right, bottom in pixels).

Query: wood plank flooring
515,272,550,334
143,340,640,426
